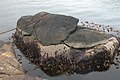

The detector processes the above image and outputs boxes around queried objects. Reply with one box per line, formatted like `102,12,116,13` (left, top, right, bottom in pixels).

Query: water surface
0,0,120,80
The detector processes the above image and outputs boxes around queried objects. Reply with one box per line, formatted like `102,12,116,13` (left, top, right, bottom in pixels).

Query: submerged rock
14,12,120,76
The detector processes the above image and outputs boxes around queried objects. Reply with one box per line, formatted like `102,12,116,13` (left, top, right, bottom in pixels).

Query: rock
0,55,24,78
0,41,45,80
14,28,119,76
0,41,24,79
17,12,79,45
64,27,112,48
14,12,120,76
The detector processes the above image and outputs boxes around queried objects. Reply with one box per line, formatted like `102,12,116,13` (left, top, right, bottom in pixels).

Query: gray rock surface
17,12,79,46
17,12,113,49
64,27,112,48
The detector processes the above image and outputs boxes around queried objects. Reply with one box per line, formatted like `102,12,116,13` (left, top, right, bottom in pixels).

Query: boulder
17,12,79,45
14,12,120,76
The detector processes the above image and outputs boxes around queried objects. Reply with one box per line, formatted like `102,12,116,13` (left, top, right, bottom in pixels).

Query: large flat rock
64,28,112,48
17,12,79,46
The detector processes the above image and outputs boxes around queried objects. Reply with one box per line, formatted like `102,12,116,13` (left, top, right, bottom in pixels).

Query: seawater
0,0,120,80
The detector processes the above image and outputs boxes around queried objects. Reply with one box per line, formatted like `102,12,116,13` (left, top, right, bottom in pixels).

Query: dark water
0,0,120,80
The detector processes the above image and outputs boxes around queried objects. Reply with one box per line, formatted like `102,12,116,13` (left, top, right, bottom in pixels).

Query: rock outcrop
17,12,79,46
13,12,120,76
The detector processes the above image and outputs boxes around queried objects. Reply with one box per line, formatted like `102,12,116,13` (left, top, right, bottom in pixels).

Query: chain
0,28,16,35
